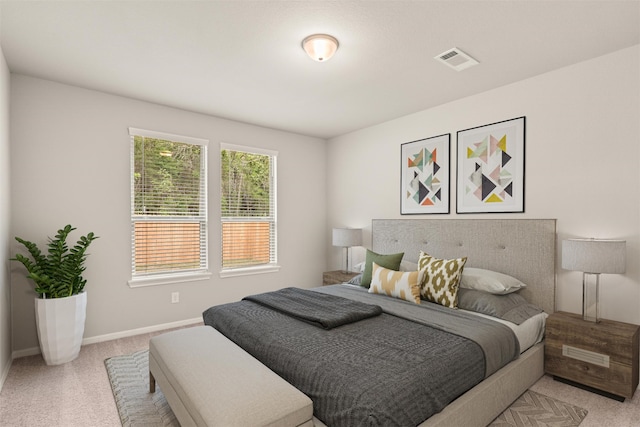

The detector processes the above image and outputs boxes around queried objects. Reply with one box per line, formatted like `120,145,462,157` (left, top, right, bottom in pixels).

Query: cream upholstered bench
149,326,314,427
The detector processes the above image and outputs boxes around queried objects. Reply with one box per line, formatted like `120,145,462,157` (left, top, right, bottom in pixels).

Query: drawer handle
562,344,610,368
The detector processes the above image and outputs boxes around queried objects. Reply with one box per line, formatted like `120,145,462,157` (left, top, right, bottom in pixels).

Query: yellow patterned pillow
418,251,467,308
368,263,423,304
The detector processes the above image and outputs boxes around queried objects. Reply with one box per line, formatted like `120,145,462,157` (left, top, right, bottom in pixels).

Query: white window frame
220,142,279,278
128,127,211,287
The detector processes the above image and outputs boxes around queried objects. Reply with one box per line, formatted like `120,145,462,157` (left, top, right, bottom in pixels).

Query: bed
204,219,556,426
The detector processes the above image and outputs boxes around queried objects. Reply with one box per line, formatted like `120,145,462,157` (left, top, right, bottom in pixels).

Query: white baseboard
11,317,203,360
0,356,12,393
81,317,202,345
11,346,40,359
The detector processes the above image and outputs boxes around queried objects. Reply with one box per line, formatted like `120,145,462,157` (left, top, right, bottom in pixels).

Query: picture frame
456,116,525,213
401,134,450,214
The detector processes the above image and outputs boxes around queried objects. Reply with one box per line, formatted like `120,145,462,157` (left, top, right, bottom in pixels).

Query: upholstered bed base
156,219,555,426
309,342,544,427
420,342,544,426
375,219,555,426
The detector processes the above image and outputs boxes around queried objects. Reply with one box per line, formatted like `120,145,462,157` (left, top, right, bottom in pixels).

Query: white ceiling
1,1,638,139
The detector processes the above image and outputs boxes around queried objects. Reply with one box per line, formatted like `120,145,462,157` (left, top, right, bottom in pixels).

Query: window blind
130,128,208,277
220,143,277,270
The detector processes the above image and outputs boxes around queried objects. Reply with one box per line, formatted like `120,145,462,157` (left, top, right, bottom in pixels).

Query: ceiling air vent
435,47,479,71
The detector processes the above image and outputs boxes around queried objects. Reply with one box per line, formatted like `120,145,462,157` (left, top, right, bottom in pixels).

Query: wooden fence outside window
134,222,270,271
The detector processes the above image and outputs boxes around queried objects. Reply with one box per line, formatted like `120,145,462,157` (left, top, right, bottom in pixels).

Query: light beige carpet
105,350,588,427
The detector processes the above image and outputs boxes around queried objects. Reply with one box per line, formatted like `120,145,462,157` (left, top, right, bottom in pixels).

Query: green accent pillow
360,249,404,288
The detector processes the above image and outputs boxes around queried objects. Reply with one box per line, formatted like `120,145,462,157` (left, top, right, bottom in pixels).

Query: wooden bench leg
150,371,156,393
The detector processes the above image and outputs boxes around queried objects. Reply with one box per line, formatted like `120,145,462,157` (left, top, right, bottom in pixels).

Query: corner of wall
0,34,14,392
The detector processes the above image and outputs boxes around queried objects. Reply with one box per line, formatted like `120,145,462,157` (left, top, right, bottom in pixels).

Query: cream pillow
368,263,423,304
418,251,467,308
460,267,526,294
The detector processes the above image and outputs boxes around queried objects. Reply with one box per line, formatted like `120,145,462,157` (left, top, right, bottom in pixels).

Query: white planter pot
35,292,87,365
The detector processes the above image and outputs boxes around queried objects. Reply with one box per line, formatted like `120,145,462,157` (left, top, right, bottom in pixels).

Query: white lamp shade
562,239,626,274
302,34,339,62
332,228,362,247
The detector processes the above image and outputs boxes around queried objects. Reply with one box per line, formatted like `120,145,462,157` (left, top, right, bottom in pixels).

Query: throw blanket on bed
203,286,519,427
243,287,382,329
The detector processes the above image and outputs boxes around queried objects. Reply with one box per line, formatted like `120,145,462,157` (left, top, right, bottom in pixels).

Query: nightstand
322,270,359,286
545,311,639,401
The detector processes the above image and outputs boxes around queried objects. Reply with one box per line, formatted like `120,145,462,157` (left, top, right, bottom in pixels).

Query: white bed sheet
461,309,547,353
340,282,546,353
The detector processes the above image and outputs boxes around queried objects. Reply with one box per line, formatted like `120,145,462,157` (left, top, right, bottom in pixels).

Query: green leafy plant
11,225,99,298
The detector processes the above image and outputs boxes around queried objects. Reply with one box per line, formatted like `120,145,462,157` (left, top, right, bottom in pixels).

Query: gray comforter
315,285,520,376
202,285,518,426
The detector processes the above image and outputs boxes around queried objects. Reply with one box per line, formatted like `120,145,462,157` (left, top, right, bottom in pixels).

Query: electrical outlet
171,292,179,304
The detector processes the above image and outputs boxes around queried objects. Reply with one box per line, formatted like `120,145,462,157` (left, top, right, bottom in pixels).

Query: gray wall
327,45,640,325
9,75,327,354
0,24,12,385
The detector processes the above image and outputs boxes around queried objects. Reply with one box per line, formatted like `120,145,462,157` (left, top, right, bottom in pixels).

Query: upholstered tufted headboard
372,219,557,314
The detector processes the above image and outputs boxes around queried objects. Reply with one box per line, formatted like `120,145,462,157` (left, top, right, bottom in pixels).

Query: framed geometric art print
456,116,525,213
401,134,450,214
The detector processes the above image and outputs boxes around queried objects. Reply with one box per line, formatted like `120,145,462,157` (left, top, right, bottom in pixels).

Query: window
129,128,209,285
220,143,277,276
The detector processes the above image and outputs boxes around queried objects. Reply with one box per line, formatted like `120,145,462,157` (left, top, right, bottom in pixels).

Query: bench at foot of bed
149,325,314,427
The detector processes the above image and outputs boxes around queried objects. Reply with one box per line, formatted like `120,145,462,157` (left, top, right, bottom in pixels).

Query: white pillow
460,267,526,295
353,261,366,272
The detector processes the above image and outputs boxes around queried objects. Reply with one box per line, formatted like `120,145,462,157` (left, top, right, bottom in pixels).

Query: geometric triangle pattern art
458,117,525,213
408,147,441,206
465,131,513,204
402,135,450,214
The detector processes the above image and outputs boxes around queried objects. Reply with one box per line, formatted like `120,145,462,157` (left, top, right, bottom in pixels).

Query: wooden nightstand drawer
545,311,639,400
322,270,359,286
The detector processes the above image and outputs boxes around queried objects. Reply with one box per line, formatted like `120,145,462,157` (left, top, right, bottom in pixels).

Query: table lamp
562,238,626,322
332,228,362,273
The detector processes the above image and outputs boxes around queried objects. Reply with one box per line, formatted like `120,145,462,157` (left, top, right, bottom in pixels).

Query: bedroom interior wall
0,33,13,386
9,75,327,355
327,44,640,326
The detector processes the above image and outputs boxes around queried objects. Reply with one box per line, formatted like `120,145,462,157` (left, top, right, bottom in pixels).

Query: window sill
219,264,280,278
128,271,212,288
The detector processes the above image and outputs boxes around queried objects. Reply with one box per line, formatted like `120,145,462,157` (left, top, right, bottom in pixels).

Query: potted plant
11,225,98,365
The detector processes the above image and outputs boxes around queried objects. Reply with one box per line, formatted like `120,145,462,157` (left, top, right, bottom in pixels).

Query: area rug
105,350,179,427
489,389,588,427
106,350,588,427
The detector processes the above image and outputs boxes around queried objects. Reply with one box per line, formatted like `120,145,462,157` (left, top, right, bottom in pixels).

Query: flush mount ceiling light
302,34,339,62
